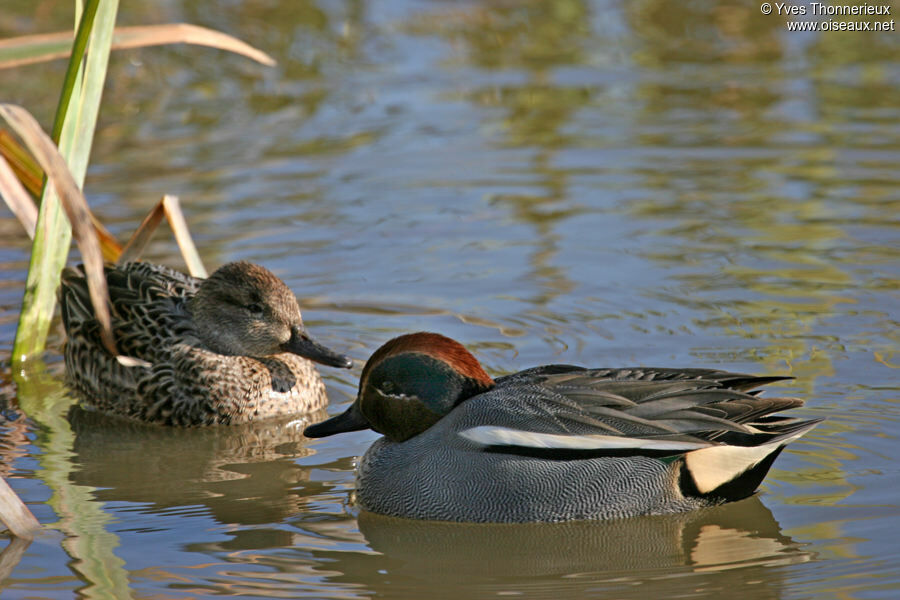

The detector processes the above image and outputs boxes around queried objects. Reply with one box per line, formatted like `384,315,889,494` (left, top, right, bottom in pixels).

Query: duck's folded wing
61,263,200,361
114,262,200,297
459,371,821,502
458,371,819,458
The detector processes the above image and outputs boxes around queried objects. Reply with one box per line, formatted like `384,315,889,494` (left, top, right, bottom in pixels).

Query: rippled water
1,1,898,598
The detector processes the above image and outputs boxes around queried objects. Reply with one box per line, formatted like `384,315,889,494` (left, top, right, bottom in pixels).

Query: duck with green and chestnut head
61,261,352,426
305,332,820,523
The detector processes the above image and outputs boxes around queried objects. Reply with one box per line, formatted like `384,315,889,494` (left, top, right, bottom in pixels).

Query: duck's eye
380,381,395,393
245,303,264,315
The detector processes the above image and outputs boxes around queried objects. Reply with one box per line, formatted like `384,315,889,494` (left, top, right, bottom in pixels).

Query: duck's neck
186,298,240,356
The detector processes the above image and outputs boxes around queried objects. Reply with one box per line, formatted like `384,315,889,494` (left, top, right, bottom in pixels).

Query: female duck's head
305,332,494,442
189,261,351,368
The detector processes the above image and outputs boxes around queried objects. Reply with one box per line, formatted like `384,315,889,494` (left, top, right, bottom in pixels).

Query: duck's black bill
304,403,370,438
284,326,353,369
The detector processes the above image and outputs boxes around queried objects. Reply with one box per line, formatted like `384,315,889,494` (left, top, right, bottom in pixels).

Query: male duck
60,261,352,426
305,332,820,523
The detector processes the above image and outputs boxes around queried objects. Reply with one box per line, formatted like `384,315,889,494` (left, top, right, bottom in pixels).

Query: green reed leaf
12,0,117,363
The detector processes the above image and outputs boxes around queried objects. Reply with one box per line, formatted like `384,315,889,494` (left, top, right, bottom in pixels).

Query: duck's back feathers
61,262,198,393
61,263,197,356
497,365,791,391
490,366,806,441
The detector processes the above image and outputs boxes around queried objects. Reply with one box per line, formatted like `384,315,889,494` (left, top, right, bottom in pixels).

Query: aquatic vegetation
0,0,275,364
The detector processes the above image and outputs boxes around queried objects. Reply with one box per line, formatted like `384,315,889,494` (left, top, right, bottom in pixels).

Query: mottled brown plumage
60,261,351,426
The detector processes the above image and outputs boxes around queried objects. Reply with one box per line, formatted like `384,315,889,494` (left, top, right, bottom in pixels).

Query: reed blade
0,23,276,70
0,155,37,239
11,0,118,362
0,476,40,540
0,130,42,196
1,104,116,358
164,195,207,278
117,197,166,264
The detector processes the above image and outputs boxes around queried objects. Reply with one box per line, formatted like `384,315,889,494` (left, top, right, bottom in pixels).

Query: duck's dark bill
283,326,353,368
304,403,371,438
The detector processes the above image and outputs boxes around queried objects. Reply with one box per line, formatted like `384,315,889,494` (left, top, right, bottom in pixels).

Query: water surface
1,1,898,598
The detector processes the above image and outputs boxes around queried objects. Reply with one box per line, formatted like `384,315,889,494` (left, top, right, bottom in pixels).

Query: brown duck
60,261,352,426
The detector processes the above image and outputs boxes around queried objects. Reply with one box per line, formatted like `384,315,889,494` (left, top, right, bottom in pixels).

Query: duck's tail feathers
679,418,821,502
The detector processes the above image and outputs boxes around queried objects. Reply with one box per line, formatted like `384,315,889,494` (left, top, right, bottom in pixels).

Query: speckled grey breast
353,385,707,523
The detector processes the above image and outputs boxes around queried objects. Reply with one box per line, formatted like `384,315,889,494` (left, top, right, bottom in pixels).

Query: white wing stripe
459,426,711,451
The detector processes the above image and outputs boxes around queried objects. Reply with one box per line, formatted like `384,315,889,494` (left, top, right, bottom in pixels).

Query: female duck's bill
281,324,353,368
304,332,821,523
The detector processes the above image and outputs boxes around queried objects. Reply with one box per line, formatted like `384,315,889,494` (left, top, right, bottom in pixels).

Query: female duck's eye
245,303,264,315
380,381,394,393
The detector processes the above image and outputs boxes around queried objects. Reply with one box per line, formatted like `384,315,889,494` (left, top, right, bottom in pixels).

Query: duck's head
189,261,351,368
304,332,495,442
